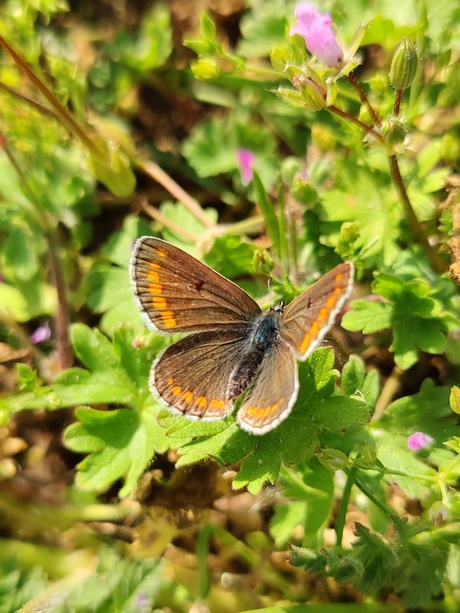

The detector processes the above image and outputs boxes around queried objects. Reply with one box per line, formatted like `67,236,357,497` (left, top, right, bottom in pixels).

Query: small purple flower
236,148,255,185
136,593,149,610
290,2,343,67
30,323,51,344
407,432,435,451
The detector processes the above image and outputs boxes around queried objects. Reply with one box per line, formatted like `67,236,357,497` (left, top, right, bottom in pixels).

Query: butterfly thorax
251,309,282,351
227,310,282,400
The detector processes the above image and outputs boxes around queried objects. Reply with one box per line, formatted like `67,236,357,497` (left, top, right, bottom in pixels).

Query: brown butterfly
130,237,354,435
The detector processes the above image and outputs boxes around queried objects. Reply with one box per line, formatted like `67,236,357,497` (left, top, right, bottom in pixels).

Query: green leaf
181,117,277,189
175,348,364,494
65,405,167,496
0,278,56,322
3,225,41,281
343,273,455,370
53,324,157,407
233,448,282,494
252,171,280,258
238,5,288,57
182,120,239,177
87,265,141,336
89,135,136,198
204,235,258,279
120,4,172,71
276,459,335,547
342,300,393,333
159,201,218,252
342,354,380,407
318,163,401,268
270,500,307,547
372,381,460,498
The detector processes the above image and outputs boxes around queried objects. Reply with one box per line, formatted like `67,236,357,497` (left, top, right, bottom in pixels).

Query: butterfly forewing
236,341,298,435
280,262,354,360
130,237,261,333
152,329,249,419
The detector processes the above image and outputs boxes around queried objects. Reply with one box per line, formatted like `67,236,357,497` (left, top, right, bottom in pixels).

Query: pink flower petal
290,2,343,67
237,148,255,185
407,432,435,451
30,323,51,344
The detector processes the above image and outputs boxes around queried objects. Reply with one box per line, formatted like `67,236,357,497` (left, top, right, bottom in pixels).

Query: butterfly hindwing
236,341,298,435
152,329,249,419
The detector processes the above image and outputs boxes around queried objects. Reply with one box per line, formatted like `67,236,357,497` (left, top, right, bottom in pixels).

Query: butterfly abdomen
227,312,282,399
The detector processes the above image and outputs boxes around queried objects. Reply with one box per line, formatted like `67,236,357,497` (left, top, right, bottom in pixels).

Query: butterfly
130,237,354,435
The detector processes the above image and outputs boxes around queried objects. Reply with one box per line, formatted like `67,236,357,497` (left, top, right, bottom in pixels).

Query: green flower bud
270,45,289,71
191,59,220,80
353,446,377,469
381,117,408,145
273,86,309,110
311,124,336,152
340,221,360,244
317,448,348,471
389,39,418,90
253,250,274,276
292,75,326,111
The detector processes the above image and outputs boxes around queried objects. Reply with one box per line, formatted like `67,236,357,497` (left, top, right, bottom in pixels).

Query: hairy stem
329,106,385,144
389,155,447,273
346,73,381,126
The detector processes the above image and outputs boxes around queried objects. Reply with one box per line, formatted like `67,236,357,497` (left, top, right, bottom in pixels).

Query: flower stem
1,135,72,369
389,155,447,273
329,105,385,144
346,73,381,126
135,158,215,229
393,88,403,116
46,229,73,369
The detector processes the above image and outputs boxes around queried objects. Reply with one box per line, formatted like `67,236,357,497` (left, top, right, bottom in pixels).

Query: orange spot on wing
161,311,177,328
246,398,284,419
152,297,168,310
155,247,168,258
209,399,225,409
148,283,163,295
195,396,208,408
172,386,182,397
182,391,194,404
147,269,160,282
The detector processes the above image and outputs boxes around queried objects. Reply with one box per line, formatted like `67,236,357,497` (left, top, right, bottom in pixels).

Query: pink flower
407,432,435,451
290,2,343,67
236,148,255,185
30,323,51,344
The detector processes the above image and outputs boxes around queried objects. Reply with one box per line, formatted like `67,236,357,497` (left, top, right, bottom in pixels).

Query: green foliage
2,0,460,609
291,519,457,608
58,324,171,496
52,328,368,497
343,273,458,369
0,556,47,613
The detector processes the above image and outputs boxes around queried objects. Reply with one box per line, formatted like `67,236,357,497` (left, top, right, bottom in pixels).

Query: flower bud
381,117,408,145
253,250,274,276
317,448,348,471
191,59,220,80
339,222,360,245
389,39,418,90
311,124,336,152
292,75,326,111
